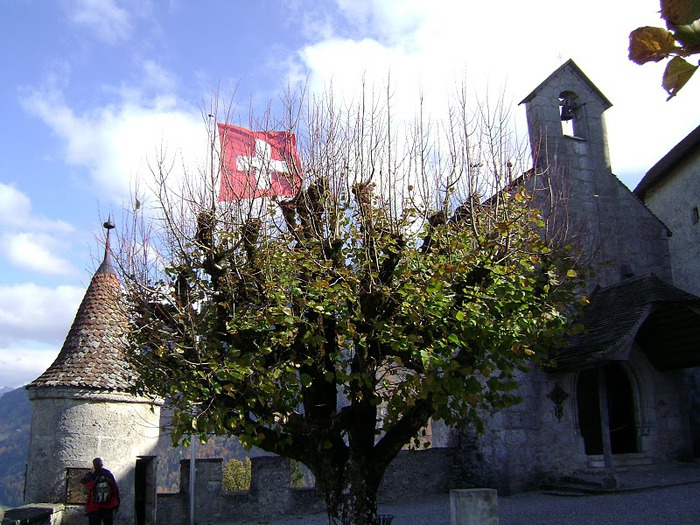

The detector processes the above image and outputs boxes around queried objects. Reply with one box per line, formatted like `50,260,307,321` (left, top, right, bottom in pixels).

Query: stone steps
586,453,654,469
541,473,612,496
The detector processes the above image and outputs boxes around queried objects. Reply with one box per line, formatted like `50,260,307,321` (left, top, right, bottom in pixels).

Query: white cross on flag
217,123,302,201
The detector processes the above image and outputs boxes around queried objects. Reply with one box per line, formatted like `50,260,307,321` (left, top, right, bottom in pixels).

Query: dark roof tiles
556,274,700,370
27,241,136,392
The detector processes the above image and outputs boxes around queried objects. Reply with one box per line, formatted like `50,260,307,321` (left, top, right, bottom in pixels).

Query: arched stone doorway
577,363,638,455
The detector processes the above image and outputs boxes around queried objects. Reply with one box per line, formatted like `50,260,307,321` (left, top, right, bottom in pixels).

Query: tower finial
97,215,116,275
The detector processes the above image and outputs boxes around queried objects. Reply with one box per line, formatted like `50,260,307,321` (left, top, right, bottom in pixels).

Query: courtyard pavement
252,461,700,525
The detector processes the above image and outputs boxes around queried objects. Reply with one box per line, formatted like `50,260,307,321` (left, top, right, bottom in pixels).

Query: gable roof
519,59,612,109
634,123,700,199
27,229,136,392
553,273,700,371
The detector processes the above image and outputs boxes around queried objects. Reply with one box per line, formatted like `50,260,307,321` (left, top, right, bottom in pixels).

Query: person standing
81,458,120,525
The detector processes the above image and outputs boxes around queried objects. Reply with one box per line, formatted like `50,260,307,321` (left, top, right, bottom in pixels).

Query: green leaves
663,56,699,98
222,457,252,491
671,18,700,47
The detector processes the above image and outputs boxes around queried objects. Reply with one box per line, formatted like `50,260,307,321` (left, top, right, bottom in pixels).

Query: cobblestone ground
252,482,700,525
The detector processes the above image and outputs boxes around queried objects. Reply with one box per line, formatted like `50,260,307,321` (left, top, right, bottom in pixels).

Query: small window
692,206,699,225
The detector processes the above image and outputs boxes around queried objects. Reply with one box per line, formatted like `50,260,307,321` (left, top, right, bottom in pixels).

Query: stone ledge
1,504,64,525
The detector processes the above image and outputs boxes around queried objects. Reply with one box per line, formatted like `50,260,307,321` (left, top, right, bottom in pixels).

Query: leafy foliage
629,0,700,98
222,457,252,492
122,92,584,524
290,459,311,488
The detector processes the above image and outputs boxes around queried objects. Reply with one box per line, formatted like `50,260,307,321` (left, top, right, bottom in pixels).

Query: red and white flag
217,123,302,201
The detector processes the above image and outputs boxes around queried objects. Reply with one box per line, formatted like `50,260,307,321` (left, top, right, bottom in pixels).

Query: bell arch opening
559,91,583,138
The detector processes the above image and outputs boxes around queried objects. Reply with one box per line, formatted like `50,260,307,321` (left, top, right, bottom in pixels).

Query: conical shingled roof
27,224,136,391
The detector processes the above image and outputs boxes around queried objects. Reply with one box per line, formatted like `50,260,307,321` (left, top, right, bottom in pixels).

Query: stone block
505,430,527,446
380,448,454,500
250,456,291,494
450,489,498,525
2,505,63,525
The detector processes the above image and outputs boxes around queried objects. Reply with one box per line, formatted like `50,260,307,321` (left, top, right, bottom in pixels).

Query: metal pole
189,439,196,525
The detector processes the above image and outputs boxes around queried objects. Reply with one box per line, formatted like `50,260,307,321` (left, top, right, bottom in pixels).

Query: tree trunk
315,455,382,525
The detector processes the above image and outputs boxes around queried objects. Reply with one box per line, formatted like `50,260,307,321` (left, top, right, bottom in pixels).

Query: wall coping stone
2,504,64,525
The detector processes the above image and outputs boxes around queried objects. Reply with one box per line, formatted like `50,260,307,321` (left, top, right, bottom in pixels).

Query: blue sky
0,0,698,388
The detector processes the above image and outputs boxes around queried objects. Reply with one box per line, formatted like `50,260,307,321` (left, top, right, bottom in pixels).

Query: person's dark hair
93,458,103,469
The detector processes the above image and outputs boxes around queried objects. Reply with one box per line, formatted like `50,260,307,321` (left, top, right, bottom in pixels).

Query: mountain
0,387,15,398
0,387,31,507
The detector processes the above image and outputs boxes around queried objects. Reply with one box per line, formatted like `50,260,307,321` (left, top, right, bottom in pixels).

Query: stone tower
25,221,162,525
519,59,672,288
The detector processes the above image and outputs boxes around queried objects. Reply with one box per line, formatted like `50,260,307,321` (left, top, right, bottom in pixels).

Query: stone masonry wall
641,145,700,297
636,131,700,459
25,388,161,525
456,365,588,495
156,448,458,525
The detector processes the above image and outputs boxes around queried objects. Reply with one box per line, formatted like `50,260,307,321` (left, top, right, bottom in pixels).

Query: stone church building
634,123,700,299
456,59,700,494
6,61,700,524
633,122,700,458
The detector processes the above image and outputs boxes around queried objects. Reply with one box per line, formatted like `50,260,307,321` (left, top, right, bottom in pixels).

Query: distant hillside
0,387,15,398
0,387,31,507
0,389,249,507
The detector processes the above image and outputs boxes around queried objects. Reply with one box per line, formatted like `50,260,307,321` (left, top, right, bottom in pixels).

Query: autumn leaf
629,26,678,64
662,0,700,27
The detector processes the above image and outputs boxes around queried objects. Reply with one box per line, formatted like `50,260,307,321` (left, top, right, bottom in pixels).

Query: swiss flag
218,123,302,201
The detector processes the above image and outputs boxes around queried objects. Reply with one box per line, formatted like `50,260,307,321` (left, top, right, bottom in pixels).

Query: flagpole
189,438,196,525
209,114,215,198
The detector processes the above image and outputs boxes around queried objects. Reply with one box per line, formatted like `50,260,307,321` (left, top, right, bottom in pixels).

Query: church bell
560,98,576,121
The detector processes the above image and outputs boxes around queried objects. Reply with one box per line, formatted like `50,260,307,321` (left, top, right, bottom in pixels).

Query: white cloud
21,85,207,208
0,183,79,276
0,183,74,232
63,0,134,45
3,232,77,276
0,283,85,388
293,0,700,188
0,347,59,388
139,59,179,94
0,183,31,226
19,0,700,219
0,283,84,348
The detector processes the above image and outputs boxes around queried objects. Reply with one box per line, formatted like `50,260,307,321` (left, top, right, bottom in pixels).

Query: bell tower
520,59,613,173
519,59,672,288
